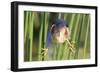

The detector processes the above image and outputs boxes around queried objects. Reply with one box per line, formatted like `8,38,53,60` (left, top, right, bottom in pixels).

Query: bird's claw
67,40,75,54
41,48,48,56
68,42,75,49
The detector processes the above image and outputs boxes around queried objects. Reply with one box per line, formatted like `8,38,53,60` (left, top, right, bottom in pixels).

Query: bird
41,19,75,60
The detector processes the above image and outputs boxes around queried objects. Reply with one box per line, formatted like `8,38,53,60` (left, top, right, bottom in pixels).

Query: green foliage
24,11,90,61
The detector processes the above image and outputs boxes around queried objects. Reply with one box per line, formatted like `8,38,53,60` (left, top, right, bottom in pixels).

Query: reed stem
38,13,44,61
29,12,34,61
43,13,49,60
83,15,90,58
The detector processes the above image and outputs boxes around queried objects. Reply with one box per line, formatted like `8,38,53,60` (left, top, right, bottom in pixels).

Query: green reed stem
67,14,76,59
74,15,83,59
62,42,68,60
57,44,63,60
43,13,49,60
72,14,80,41
24,12,29,42
61,14,68,60
24,12,29,61
83,15,90,58
29,12,34,61
38,13,44,61
53,47,57,60
64,14,68,21
67,14,80,59
69,14,76,32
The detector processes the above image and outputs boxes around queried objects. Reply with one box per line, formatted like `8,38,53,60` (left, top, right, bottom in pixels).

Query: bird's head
51,19,70,43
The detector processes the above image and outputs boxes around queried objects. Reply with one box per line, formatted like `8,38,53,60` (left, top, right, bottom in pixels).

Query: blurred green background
24,11,90,62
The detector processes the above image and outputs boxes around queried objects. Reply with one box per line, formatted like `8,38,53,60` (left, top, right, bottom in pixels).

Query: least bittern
42,19,75,58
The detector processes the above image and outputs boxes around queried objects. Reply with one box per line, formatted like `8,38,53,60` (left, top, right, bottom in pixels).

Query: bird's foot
67,40,75,53
41,48,48,56
68,41,75,49
69,47,75,54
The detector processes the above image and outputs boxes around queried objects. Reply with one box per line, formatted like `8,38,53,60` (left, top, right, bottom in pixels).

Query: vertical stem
24,11,29,61
44,13,48,48
64,14,68,21
43,13,49,60
74,15,83,59
78,15,86,59
24,11,29,41
53,47,57,60
72,14,80,41
61,13,68,60
57,44,62,60
69,14,76,32
38,13,44,61
68,14,80,59
83,15,90,58
29,12,34,61
62,42,68,60
67,14,76,59
56,13,63,60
